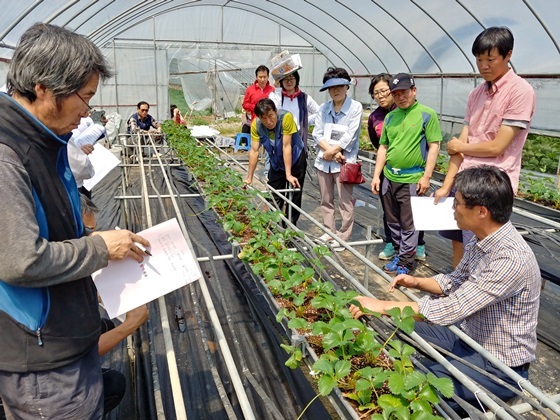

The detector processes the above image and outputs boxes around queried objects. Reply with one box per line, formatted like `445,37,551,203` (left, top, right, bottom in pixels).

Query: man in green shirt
371,73,441,274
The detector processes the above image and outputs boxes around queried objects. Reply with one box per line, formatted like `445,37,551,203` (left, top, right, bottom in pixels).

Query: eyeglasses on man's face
372,88,390,98
75,92,92,111
139,108,149,113
452,198,467,210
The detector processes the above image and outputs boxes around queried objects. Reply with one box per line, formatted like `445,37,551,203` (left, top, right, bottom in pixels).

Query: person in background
80,194,149,415
0,23,151,419
242,65,275,134
371,73,440,275
244,99,306,226
311,67,362,251
68,116,106,198
242,65,275,177
269,69,319,148
170,104,186,125
368,74,427,262
351,166,540,413
127,101,161,134
434,26,536,268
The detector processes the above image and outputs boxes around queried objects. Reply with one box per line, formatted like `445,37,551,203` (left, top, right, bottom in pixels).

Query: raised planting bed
163,121,455,419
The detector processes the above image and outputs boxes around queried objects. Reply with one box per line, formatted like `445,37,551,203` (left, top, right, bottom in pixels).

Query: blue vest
256,110,304,171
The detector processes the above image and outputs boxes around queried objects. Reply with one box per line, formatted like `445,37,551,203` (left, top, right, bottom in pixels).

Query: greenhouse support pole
139,135,188,420
150,149,257,420
112,39,120,119
152,17,159,122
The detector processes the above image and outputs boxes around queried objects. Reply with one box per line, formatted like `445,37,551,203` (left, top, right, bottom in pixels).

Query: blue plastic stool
234,133,251,152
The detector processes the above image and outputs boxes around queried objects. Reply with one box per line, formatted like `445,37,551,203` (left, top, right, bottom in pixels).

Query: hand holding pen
92,227,151,262
115,226,152,256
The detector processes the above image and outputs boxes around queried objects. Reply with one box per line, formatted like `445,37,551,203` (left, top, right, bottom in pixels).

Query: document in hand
82,143,120,191
410,196,459,231
324,123,348,145
92,218,202,319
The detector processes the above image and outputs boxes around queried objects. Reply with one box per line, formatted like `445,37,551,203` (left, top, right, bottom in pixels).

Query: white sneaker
328,240,345,252
318,233,332,242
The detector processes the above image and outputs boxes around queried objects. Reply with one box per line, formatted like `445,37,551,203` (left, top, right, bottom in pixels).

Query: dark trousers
102,368,126,414
381,178,419,268
379,172,425,246
268,152,307,226
414,322,529,412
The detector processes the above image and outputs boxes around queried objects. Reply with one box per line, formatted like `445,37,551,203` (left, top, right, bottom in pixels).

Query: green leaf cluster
162,121,454,419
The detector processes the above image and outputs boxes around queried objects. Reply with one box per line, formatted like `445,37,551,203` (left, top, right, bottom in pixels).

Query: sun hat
319,77,351,92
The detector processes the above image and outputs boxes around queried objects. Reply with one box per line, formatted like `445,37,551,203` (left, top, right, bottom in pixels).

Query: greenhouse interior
0,1,559,420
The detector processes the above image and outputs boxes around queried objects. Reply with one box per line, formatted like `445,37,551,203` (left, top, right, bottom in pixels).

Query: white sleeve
67,140,95,187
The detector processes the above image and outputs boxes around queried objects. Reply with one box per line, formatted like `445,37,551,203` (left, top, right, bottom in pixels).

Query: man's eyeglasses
139,108,149,112
373,88,390,98
452,198,467,210
75,92,92,111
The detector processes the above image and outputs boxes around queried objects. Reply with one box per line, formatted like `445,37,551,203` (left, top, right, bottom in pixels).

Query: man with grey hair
0,23,151,418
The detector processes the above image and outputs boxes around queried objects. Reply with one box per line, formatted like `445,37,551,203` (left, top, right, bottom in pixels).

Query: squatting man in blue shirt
350,165,540,412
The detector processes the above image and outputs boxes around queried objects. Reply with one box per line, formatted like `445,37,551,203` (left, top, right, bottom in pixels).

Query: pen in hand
115,226,152,256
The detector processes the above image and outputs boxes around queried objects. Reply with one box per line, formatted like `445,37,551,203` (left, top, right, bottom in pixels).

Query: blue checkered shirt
418,222,541,367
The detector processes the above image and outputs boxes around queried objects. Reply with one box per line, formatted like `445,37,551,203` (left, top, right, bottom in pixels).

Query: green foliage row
162,120,454,418
522,134,560,174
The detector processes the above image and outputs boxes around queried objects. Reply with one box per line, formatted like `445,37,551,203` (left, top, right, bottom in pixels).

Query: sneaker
317,233,332,243
383,256,400,273
328,239,345,252
396,265,414,275
415,245,426,261
378,243,396,260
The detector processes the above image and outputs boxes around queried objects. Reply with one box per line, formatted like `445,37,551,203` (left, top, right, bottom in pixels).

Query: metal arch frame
88,1,354,73
370,0,443,74
60,0,115,30
410,0,476,73
521,0,560,55
335,0,407,73
454,0,517,74
0,0,43,43
44,0,79,25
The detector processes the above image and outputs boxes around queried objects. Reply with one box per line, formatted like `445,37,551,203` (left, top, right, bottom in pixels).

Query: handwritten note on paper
411,196,459,231
82,143,121,191
92,218,202,319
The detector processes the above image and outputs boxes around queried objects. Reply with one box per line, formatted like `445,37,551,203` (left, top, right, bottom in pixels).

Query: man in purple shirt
351,166,540,414
434,26,536,267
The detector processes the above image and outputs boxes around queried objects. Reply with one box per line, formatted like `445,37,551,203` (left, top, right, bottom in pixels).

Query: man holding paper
351,166,541,413
371,73,441,275
0,23,150,419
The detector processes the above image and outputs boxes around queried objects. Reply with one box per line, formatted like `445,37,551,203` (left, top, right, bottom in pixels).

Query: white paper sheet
92,218,202,319
82,143,121,191
411,196,459,231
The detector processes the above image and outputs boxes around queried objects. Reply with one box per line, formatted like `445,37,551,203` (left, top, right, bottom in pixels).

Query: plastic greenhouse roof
0,0,559,75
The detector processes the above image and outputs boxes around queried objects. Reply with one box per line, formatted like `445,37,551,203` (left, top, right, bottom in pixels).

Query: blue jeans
414,322,529,412
0,346,103,419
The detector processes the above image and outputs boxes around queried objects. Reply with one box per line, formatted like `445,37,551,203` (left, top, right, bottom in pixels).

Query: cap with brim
390,73,415,92
319,78,351,92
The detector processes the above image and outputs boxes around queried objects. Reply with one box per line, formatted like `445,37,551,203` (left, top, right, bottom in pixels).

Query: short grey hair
7,23,113,103
80,193,99,216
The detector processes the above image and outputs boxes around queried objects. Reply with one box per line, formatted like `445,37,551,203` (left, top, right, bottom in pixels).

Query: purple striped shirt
418,222,540,367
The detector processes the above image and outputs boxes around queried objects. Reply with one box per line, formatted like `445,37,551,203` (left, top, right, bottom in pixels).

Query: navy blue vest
256,110,304,171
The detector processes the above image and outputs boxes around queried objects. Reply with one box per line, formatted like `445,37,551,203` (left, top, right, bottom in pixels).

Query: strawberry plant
162,121,454,418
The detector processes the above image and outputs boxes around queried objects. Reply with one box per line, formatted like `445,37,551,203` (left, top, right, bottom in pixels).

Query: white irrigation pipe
148,140,256,420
